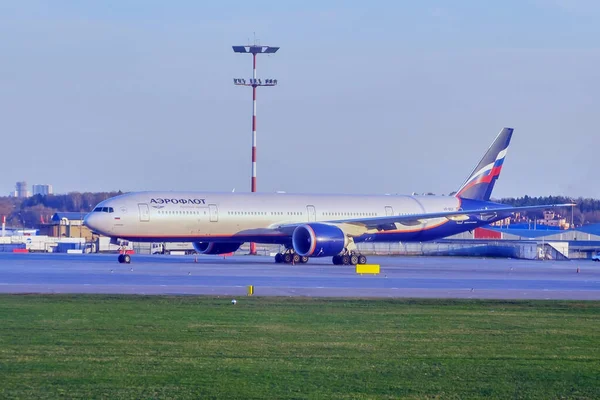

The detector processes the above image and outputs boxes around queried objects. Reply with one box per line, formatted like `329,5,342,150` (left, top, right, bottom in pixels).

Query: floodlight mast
232,44,279,255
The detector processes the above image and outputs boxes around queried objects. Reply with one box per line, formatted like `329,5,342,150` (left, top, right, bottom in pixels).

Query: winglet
455,127,513,201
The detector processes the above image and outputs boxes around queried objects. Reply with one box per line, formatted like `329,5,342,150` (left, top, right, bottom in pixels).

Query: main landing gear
332,252,368,266
274,249,309,265
332,237,367,265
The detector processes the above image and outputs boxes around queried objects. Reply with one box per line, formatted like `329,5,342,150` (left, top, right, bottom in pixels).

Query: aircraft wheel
118,254,125,263
274,253,283,263
283,253,292,264
350,255,359,265
332,255,341,265
341,255,351,265
358,255,367,265
300,256,309,264
292,254,301,264
123,254,131,264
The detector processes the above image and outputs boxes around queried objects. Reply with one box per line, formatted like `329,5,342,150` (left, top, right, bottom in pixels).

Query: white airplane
84,128,572,264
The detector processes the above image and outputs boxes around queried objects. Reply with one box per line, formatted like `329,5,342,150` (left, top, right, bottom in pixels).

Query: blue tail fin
455,128,513,201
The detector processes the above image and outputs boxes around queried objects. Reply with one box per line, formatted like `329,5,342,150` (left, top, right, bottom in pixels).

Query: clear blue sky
1,0,599,198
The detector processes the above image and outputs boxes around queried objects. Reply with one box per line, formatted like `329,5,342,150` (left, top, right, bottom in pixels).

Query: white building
32,184,53,196
15,181,29,198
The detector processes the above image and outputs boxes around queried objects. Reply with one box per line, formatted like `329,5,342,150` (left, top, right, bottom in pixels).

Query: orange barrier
13,249,29,253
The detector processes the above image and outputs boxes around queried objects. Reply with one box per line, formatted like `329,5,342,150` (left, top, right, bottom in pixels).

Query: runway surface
0,253,599,299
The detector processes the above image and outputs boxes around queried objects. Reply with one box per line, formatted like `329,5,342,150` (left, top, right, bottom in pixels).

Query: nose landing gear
116,240,131,264
118,254,131,264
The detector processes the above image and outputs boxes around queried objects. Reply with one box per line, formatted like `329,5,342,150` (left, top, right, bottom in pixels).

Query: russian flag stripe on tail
455,127,513,201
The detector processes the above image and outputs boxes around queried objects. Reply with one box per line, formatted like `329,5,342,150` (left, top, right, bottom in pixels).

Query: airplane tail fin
455,127,513,201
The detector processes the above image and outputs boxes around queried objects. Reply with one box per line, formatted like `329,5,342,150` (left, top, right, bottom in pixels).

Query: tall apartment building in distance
15,181,29,198
32,184,53,196
9,182,53,197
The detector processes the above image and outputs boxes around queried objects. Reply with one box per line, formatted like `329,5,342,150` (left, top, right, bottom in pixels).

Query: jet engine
193,242,242,255
292,223,347,257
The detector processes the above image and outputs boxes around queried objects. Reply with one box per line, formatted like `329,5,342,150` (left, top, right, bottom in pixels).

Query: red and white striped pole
250,53,258,255
251,53,257,193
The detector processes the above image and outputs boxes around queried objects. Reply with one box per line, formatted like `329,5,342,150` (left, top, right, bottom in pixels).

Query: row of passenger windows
155,210,380,218
228,211,302,216
324,212,377,217
158,210,207,215
227,211,378,217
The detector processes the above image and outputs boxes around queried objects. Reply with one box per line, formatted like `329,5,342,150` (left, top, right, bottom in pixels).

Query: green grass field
0,295,599,399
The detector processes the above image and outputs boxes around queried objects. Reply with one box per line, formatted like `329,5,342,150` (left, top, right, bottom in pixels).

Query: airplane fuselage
84,191,505,245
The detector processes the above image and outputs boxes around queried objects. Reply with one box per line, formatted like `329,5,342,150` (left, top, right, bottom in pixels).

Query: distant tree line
496,196,600,226
0,192,122,228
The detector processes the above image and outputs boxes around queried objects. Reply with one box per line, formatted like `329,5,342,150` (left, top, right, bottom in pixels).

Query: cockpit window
93,207,114,213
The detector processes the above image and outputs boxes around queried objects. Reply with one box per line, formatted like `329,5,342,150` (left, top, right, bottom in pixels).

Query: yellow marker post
247,285,254,296
355,264,380,275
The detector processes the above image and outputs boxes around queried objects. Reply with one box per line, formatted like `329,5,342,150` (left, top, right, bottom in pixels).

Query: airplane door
209,204,218,222
195,207,209,234
138,203,150,222
306,205,316,222
385,206,394,216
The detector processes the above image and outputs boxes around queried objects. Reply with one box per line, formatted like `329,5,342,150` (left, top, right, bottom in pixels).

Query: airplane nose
83,213,102,234
83,213,94,228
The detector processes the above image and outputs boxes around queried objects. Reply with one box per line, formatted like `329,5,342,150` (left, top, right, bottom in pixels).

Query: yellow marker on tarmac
247,285,254,296
355,264,380,275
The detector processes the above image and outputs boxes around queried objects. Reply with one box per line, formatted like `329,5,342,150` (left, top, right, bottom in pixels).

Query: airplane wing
273,203,575,234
